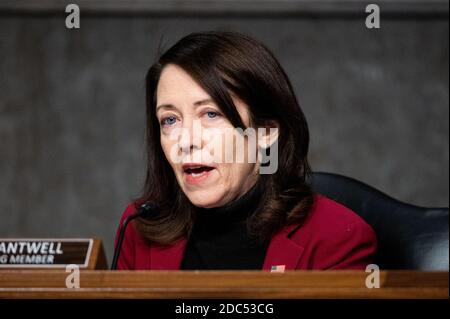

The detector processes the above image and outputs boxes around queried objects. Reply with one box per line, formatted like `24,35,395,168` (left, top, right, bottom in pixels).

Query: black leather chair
309,172,449,271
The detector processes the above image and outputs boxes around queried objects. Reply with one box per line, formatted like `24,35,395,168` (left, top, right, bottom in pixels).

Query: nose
178,118,202,155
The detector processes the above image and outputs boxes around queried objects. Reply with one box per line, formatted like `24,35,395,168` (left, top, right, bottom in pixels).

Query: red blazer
115,194,377,270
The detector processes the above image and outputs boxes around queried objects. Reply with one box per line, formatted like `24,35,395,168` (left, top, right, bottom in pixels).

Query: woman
115,31,377,270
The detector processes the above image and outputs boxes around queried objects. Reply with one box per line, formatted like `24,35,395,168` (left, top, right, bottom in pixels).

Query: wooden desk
0,270,447,299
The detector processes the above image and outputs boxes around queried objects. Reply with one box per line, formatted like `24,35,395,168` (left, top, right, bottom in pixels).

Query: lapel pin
270,265,286,273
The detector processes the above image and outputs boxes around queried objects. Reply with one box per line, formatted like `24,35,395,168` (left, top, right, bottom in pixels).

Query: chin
185,189,223,208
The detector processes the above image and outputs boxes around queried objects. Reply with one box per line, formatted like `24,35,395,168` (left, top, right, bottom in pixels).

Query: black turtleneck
180,182,269,270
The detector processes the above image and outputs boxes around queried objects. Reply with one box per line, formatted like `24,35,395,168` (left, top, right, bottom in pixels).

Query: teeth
184,165,214,177
191,172,204,177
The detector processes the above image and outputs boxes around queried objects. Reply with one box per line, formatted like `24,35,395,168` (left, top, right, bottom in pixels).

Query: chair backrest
309,172,449,271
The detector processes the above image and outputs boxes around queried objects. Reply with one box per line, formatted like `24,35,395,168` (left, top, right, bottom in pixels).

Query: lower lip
184,169,215,185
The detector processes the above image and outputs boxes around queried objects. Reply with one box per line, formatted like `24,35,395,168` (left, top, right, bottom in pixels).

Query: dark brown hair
135,31,314,245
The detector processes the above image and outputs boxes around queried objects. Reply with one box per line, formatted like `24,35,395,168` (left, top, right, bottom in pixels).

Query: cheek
214,129,257,176
219,163,254,185
225,131,258,164
160,137,177,167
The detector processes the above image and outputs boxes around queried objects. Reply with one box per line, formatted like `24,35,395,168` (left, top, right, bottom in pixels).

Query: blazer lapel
150,238,187,270
262,225,304,271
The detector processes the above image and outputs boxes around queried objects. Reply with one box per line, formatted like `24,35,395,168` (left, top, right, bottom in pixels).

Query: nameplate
0,238,94,268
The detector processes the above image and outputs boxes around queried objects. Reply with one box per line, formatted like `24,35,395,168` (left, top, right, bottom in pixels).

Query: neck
193,181,263,226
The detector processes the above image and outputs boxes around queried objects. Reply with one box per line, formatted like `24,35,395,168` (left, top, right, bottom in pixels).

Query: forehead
156,64,210,105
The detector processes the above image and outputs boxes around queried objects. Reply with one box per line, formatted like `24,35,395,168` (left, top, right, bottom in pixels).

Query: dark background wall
0,0,448,264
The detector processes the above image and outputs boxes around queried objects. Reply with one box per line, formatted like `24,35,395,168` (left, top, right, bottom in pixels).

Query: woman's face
156,64,259,208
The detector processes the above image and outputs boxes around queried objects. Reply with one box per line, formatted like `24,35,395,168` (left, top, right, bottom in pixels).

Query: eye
161,115,177,126
205,111,220,119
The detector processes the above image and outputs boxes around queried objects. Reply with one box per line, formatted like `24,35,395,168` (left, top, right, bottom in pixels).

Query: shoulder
286,193,377,269
116,202,141,237
307,193,373,230
119,202,139,222
114,202,142,270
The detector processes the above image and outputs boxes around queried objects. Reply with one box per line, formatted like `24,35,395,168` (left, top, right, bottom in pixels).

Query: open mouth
183,166,215,177
182,164,216,184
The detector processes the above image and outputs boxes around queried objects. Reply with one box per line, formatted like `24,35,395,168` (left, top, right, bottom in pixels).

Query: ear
257,120,280,149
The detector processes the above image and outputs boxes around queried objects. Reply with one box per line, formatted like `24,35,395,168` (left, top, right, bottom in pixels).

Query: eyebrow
156,98,215,113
